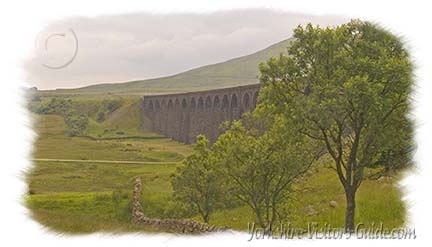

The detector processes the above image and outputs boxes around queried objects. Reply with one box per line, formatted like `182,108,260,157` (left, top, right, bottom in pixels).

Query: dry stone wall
131,177,228,234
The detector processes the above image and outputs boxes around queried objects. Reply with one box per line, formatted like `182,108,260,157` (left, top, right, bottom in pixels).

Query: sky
24,9,348,90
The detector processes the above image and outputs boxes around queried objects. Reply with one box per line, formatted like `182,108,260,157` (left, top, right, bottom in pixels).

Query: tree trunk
344,188,356,232
203,213,209,224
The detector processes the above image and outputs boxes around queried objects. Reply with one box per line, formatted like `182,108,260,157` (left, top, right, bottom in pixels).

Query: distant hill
42,38,294,95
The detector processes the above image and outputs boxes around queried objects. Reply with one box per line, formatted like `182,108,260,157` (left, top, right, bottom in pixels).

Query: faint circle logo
39,28,78,69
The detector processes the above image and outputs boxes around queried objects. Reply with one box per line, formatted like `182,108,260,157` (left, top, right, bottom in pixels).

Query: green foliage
213,117,320,229
258,19,413,231
162,199,197,219
32,96,126,136
95,99,123,122
102,99,123,113
140,194,195,219
35,97,72,115
96,110,105,122
64,110,89,136
33,97,88,136
171,135,225,223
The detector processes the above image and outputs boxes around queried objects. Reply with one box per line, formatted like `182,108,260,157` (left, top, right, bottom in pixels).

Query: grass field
27,161,175,233
27,106,407,234
28,110,191,233
32,114,188,162
27,159,406,233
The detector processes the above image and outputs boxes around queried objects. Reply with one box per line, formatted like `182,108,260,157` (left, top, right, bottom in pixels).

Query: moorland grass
27,159,406,232
27,102,407,233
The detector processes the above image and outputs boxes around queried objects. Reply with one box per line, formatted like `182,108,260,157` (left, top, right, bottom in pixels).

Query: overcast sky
24,9,348,90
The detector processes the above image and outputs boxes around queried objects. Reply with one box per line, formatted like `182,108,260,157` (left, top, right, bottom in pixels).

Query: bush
163,199,196,219
140,195,167,218
96,110,105,122
64,111,89,137
36,98,72,115
94,99,123,123
33,97,124,136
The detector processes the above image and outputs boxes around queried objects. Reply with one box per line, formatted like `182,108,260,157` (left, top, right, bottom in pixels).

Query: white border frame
0,1,430,246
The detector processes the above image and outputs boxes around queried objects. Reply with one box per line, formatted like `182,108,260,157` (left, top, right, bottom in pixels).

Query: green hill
42,38,294,95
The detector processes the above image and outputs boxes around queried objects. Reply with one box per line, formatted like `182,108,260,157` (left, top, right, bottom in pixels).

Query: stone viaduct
142,84,261,144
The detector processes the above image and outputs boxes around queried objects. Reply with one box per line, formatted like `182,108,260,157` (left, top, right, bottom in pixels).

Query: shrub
36,98,72,115
64,111,89,137
96,110,105,122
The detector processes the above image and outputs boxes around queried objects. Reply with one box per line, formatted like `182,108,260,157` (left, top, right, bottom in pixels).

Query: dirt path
32,158,179,165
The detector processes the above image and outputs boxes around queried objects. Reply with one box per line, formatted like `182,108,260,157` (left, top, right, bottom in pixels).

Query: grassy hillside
32,114,190,162
30,93,158,138
85,100,159,139
39,38,294,95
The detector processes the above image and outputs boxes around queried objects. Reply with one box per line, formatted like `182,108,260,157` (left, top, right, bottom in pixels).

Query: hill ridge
43,38,293,95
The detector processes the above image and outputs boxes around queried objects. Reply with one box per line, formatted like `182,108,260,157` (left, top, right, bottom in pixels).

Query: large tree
258,20,413,231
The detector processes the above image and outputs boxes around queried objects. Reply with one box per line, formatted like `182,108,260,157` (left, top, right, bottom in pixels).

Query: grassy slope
85,99,160,139
27,114,406,233
39,38,293,95
33,114,190,162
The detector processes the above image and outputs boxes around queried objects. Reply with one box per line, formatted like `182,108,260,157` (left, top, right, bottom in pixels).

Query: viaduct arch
142,84,261,144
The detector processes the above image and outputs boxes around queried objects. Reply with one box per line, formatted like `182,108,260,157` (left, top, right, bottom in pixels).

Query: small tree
171,135,224,223
64,110,89,136
258,20,413,231
213,117,320,230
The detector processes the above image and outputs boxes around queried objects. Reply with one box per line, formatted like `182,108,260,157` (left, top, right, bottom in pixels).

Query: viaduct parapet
142,84,261,144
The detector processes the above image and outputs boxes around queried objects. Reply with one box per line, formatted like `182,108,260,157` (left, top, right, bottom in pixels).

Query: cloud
24,9,348,90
